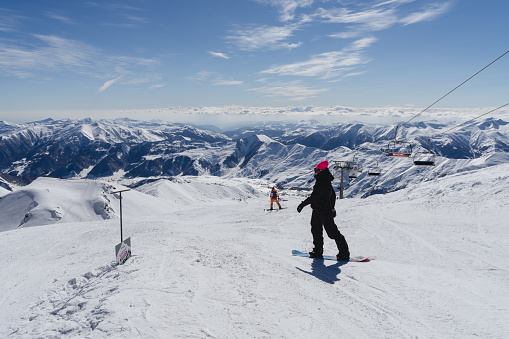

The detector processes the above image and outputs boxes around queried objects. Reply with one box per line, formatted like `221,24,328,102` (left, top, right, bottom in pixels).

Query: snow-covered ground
1,165,508,338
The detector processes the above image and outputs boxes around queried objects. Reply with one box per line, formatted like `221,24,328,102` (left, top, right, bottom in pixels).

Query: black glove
297,202,305,213
332,208,336,218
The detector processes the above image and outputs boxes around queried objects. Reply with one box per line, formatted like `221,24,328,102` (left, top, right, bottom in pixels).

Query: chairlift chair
346,156,362,174
348,163,362,173
413,152,435,166
368,161,381,176
385,140,413,157
347,160,361,179
413,139,435,166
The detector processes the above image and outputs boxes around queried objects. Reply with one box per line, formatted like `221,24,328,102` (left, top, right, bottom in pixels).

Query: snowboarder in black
297,161,350,261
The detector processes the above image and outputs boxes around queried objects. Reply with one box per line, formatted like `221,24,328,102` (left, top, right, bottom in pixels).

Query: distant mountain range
1,117,509,197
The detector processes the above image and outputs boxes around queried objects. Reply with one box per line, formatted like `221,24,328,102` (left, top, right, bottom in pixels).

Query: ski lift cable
399,50,509,130
347,52,508,168
378,50,509,153
431,102,509,138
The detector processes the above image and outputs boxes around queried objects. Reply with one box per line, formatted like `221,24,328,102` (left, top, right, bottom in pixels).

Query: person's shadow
296,258,347,284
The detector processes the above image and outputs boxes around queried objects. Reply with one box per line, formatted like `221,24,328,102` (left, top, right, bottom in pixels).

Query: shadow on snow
295,259,348,284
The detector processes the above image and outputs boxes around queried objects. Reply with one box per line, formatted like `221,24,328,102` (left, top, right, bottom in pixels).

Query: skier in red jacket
297,161,350,261
270,187,282,210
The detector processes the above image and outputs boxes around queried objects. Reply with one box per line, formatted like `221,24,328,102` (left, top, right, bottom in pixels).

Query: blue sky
0,0,508,122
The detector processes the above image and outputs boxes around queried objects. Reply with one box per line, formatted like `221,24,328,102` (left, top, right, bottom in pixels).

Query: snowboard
292,250,370,262
264,207,287,211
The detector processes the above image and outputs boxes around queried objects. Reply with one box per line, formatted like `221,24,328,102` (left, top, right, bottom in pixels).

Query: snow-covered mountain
1,117,509,197
0,118,228,180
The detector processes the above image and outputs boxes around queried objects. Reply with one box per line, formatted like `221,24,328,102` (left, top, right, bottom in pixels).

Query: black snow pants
310,209,349,255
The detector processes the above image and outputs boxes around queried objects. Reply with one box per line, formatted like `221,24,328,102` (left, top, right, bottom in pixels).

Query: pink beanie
315,160,329,170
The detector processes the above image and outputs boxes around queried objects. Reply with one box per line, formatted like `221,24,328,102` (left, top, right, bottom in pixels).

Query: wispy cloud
85,2,147,28
98,77,121,92
197,0,453,104
328,31,363,39
375,0,416,7
45,11,75,24
85,2,143,12
0,8,25,32
209,51,230,59
400,2,451,25
214,80,243,86
118,13,148,24
261,37,376,80
220,0,452,62
0,34,159,87
189,71,243,86
149,84,166,89
253,0,314,22
314,7,398,31
248,80,329,101
188,71,214,82
313,1,452,38
0,35,98,78
226,24,301,51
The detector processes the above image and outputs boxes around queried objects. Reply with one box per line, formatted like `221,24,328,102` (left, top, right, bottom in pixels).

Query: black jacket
301,168,336,211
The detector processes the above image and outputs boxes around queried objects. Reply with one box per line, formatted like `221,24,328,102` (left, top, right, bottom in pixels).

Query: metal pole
112,189,130,244
119,192,123,243
339,167,344,199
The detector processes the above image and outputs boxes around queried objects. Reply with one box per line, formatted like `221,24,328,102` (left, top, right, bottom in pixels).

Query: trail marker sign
115,237,132,265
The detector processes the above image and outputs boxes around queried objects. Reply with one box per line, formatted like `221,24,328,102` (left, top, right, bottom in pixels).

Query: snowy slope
134,176,264,205
0,176,265,232
1,165,508,338
0,178,116,231
0,178,174,232
0,177,11,196
0,186,9,197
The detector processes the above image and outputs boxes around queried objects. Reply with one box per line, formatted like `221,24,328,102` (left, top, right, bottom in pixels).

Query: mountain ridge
1,117,508,197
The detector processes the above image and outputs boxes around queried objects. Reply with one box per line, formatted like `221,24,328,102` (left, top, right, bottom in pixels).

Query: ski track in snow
1,170,509,338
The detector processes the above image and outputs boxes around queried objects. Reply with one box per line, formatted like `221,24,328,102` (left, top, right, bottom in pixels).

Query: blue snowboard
292,250,370,262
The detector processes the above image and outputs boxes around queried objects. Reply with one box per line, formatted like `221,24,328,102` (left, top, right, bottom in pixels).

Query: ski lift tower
332,159,361,199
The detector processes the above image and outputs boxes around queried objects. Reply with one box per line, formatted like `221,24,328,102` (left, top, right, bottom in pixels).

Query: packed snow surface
1,165,509,338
